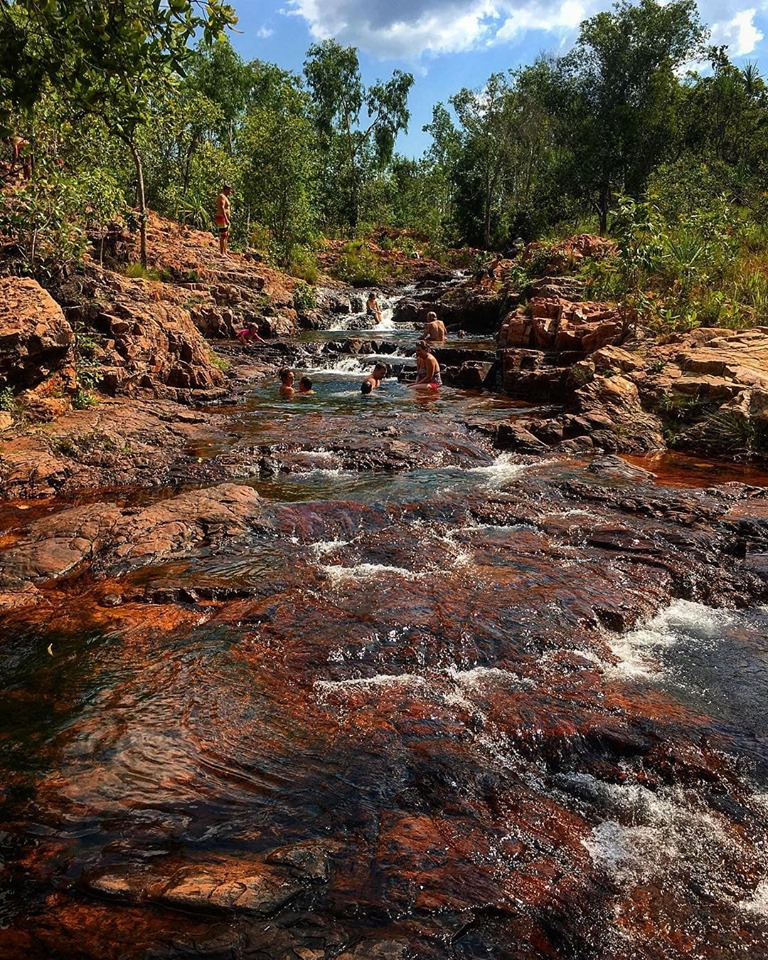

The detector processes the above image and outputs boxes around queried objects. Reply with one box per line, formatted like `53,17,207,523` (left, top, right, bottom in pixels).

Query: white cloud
710,9,763,56
285,0,768,61
256,25,275,39
286,0,599,58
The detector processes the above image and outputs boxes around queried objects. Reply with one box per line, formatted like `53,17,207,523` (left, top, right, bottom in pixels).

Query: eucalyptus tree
0,0,237,265
237,64,318,263
303,39,413,232
555,0,707,234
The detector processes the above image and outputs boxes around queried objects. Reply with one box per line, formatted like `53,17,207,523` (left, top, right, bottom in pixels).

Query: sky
228,0,768,156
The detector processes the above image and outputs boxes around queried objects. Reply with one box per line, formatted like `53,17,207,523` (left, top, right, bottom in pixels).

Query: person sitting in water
361,362,389,395
278,368,295,399
422,311,447,343
413,342,442,388
366,292,383,324
298,376,314,395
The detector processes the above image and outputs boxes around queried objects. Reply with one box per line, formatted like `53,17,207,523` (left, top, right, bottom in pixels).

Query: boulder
495,420,549,452
498,311,532,349
0,277,74,390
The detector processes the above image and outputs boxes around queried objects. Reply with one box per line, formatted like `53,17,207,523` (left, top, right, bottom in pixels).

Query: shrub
0,387,16,413
335,241,384,287
126,262,163,281
209,353,230,373
72,389,97,410
290,247,319,283
292,280,317,311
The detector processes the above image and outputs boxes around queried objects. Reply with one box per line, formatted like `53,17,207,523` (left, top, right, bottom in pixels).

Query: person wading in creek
215,184,233,256
361,362,389,395
413,341,442,389
278,368,295,399
423,311,447,344
298,376,315,395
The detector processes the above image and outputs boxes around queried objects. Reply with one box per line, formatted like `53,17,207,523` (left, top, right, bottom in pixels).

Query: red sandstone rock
0,277,73,391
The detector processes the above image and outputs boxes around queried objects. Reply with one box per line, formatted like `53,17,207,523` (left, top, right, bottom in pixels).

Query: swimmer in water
298,376,315,394
361,362,389,395
278,368,295,398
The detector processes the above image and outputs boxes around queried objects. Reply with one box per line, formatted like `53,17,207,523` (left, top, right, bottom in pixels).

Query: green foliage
578,194,768,333
0,167,87,276
289,247,319,283
126,262,163,281
237,68,318,263
292,280,317,312
0,387,17,413
334,240,384,287
303,40,413,232
0,0,237,266
208,353,230,373
698,409,767,454
657,391,717,422
72,389,97,410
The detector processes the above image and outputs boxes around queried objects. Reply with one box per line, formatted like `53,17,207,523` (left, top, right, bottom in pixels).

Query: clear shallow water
610,600,768,780
2,344,768,957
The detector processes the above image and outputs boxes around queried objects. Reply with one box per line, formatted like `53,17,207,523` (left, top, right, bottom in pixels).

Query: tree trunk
124,136,148,268
598,184,609,237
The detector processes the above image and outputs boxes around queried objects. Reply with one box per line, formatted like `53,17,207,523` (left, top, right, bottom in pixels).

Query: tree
680,50,768,205
238,66,317,263
303,40,413,232
426,67,557,247
556,0,707,234
0,0,237,265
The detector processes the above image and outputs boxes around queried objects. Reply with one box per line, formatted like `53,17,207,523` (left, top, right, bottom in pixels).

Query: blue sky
229,0,768,156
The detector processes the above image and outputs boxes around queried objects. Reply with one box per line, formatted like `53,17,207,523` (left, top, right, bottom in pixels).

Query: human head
415,340,430,356
367,291,375,300
222,184,233,196
299,376,313,392
361,380,373,395
373,362,389,378
279,368,294,384
426,311,438,322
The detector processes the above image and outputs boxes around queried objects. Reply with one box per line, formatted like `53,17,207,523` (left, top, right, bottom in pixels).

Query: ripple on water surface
610,600,768,780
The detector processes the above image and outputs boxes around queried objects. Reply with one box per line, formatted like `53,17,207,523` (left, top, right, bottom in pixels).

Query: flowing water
1,319,767,959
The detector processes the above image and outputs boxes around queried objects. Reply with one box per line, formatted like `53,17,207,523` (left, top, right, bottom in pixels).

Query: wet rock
337,942,410,960
0,483,264,584
556,436,594,453
155,867,302,915
495,421,549,453
587,455,656,483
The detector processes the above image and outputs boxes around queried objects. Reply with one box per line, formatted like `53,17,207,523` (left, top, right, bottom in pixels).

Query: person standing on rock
423,311,447,344
215,185,233,256
413,342,442,388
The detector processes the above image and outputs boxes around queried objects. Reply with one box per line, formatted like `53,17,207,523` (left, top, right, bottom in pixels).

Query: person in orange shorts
214,184,233,255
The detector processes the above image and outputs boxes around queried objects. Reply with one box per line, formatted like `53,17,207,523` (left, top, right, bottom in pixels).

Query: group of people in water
276,303,447,399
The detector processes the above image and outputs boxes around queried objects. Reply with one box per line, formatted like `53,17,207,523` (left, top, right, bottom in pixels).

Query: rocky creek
1,299,768,960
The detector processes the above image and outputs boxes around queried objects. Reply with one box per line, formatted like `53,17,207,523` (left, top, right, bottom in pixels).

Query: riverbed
0,318,767,959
